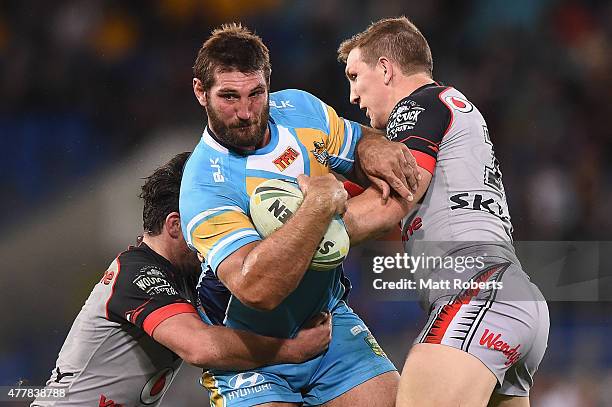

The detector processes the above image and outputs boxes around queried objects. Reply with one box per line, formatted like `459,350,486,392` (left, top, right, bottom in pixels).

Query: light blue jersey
180,89,361,338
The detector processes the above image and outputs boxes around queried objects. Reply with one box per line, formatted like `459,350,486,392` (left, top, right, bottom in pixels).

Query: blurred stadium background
1,0,611,406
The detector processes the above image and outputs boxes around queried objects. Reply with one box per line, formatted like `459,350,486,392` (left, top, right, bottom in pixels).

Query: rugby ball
249,178,350,271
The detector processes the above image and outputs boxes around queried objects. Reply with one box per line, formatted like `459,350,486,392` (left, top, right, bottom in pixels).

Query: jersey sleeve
279,89,362,175
386,89,452,175
179,151,261,275
321,103,362,175
106,257,197,337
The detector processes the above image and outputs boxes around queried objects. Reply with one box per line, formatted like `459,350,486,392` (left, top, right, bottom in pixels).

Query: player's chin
369,117,385,130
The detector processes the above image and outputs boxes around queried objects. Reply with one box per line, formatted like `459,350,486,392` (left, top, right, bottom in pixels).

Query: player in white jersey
32,152,332,407
337,17,549,407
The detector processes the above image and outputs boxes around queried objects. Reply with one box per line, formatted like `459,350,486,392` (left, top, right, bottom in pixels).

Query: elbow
179,348,210,368
238,257,292,311
239,289,283,311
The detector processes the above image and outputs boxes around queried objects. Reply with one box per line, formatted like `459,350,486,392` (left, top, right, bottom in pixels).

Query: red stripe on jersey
105,257,122,320
438,87,454,138
343,181,365,198
143,302,197,337
397,135,440,150
411,150,436,175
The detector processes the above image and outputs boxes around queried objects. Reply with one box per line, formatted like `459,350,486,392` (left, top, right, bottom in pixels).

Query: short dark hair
193,23,271,90
338,16,433,77
140,152,191,235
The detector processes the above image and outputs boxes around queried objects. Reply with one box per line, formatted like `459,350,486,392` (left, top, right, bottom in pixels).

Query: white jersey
387,84,519,303
32,243,199,407
387,84,548,398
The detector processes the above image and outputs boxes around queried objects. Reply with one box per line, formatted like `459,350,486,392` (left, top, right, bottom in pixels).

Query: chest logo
311,141,330,166
273,147,300,171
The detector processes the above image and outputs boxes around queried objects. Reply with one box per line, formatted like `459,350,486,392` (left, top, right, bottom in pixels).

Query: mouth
233,123,254,129
360,106,369,119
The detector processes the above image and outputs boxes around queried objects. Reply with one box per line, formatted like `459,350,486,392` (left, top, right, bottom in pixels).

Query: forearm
344,167,432,246
156,314,303,369
240,197,335,310
349,127,386,185
189,326,299,369
343,187,412,246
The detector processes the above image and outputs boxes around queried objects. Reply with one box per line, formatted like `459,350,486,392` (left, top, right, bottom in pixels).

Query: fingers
389,167,414,201
321,311,331,325
297,174,309,194
304,311,329,328
369,175,390,203
401,146,420,192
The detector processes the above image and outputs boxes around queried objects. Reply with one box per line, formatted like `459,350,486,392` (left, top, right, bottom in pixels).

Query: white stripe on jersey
203,129,229,154
338,119,353,160
186,206,245,247
330,155,354,163
208,229,261,269
320,100,330,131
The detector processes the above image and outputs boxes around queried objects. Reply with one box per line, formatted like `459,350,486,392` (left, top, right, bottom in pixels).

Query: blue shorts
200,301,396,406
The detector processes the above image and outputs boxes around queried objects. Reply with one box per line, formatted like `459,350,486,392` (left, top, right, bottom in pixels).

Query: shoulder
269,89,330,131
387,84,453,142
115,246,168,282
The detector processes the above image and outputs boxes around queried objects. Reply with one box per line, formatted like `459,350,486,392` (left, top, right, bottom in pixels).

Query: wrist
302,194,336,217
279,339,300,363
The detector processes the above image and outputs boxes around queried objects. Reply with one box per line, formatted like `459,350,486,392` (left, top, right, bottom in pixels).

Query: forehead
346,48,367,71
211,69,266,91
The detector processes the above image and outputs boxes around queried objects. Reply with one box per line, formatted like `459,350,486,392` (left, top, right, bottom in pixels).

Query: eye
223,94,237,100
249,89,264,97
348,73,357,81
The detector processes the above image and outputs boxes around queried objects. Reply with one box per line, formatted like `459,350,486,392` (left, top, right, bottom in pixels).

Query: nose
349,86,359,105
236,99,251,120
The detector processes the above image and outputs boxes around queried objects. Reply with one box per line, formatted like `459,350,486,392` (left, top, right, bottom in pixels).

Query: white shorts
415,262,549,396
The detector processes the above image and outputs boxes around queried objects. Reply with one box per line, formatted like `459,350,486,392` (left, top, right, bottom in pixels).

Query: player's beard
206,98,270,151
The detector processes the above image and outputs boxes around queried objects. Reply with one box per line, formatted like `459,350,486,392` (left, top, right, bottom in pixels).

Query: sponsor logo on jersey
269,100,295,109
140,367,175,405
449,192,510,222
387,99,425,140
401,216,423,242
101,269,115,285
479,329,522,366
311,140,330,166
210,158,224,183
99,394,123,407
350,323,368,336
364,332,387,358
273,147,300,171
132,266,178,296
54,367,74,383
444,95,473,113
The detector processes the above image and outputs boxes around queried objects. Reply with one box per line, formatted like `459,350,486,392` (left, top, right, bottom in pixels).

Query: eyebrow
217,84,266,94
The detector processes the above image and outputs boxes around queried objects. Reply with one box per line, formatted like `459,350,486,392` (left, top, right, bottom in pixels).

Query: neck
388,72,435,115
142,233,176,267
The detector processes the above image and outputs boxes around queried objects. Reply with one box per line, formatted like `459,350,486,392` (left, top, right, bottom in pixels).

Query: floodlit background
1,1,611,406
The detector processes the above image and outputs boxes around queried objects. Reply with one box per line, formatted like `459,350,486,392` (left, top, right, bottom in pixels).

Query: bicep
152,312,208,354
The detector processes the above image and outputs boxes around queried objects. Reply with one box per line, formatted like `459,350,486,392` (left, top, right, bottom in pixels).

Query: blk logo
210,158,224,183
